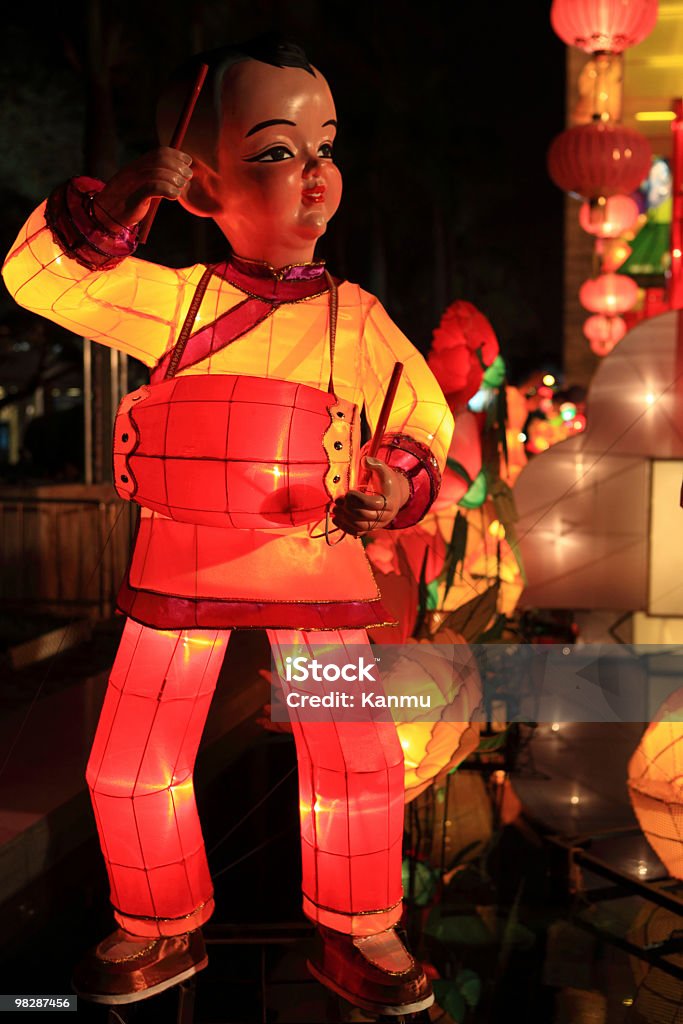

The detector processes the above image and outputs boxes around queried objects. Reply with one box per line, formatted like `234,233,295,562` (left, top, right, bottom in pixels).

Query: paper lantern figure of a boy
3,36,453,1015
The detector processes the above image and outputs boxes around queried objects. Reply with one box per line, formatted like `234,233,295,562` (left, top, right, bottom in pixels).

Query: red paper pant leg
268,628,405,937
86,619,229,937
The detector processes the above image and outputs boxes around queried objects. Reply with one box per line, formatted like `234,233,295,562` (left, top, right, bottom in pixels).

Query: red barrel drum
113,374,358,529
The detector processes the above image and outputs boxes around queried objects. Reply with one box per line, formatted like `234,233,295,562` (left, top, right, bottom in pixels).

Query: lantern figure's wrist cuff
45,176,139,270
365,433,441,529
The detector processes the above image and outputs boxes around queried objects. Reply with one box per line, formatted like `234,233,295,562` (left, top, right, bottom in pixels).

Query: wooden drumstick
359,361,404,486
138,62,209,244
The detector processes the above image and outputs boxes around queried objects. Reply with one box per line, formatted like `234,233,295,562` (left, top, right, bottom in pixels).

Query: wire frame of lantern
550,0,658,54
579,273,639,315
548,122,652,200
579,195,640,238
628,688,683,880
627,904,683,1024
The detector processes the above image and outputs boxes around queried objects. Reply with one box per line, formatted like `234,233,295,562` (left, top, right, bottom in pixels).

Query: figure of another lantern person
3,36,453,1015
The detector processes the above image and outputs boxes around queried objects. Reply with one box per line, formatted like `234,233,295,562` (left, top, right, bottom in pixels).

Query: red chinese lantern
579,194,639,238
551,0,658,54
547,122,652,199
579,273,638,314
589,335,616,357
583,314,627,355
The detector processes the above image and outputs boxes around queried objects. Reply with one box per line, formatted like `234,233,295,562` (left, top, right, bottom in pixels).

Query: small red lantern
548,122,652,200
583,314,627,354
551,0,658,54
589,335,616,357
579,194,639,238
579,273,639,314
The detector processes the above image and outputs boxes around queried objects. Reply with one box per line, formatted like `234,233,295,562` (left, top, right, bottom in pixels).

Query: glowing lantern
428,300,500,412
597,237,632,273
547,122,652,199
395,636,482,803
579,273,638,314
432,410,483,512
551,0,658,53
573,53,624,124
579,195,639,238
86,619,227,936
628,905,683,1024
628,688,683,880
589,335,616,357
114,375,357,529
583,314,627,356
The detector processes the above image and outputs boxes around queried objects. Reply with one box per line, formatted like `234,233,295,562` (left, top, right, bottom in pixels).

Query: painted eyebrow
244,117,338,138
245,118,296,138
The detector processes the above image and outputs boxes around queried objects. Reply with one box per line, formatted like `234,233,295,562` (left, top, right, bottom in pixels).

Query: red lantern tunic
3,178,453,630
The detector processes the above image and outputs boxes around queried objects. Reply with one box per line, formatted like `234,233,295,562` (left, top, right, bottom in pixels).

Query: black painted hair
157,34,315,168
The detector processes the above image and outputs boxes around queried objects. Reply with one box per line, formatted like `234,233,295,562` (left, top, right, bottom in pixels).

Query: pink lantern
548,122,652,200
583,314,627,354
551,0,658,54
579,194,639,238
579,273,639,314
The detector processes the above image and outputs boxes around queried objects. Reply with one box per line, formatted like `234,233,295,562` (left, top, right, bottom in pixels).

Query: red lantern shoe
579,273,639,314
579,194,639,238
72,929,207,1005
551,0,658,54
308,925,434,1016
548,121,652,199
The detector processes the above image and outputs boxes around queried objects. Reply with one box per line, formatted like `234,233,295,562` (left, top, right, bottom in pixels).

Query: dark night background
0,0,566,390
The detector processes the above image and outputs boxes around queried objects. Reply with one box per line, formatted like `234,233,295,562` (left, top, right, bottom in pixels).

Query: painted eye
248,145,294,163
318,143,334,159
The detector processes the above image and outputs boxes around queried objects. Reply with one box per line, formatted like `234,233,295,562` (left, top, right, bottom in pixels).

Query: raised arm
2,150,199,368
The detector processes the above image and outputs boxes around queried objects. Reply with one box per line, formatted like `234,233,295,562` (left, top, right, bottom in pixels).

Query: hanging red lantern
579,194,639,238
548,122,652,199
589,335,616,356
583,314,627,354
550,0,658,54
579,273,639,314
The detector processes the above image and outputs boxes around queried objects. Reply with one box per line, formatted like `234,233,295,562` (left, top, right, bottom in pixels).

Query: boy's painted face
192,60,342,263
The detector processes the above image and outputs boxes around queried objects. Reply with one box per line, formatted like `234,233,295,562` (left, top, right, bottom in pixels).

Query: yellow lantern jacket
3,177,454,631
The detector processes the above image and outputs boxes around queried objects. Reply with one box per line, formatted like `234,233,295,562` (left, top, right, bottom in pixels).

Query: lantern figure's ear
177,158,224,219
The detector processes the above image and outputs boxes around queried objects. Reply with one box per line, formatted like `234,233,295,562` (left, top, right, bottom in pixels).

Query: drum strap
160,264,339,394
324,269,338,396
164,265,214,380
